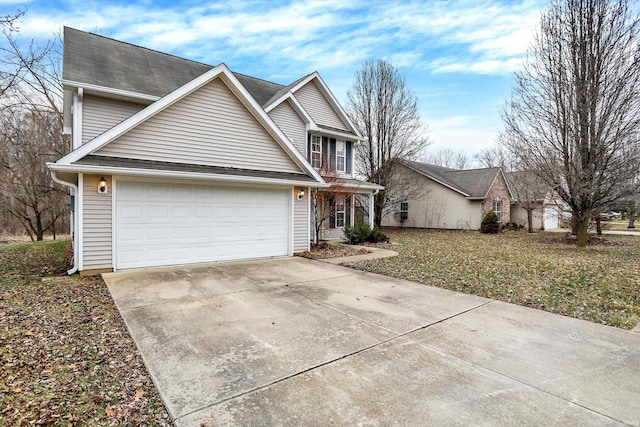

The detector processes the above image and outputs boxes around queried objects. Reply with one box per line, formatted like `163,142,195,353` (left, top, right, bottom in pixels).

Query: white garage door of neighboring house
544,206,559,230
115,181,290,270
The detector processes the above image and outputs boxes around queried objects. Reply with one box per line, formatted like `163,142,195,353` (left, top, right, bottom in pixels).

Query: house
48,27,382,274
505,171,563,230
382,161,512,230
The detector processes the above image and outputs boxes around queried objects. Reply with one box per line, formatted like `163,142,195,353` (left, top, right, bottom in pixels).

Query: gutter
50,170,79,275
47,163,330,189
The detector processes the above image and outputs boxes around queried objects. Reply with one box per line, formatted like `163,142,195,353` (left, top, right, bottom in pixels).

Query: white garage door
115,181,290,270
544,206,559,230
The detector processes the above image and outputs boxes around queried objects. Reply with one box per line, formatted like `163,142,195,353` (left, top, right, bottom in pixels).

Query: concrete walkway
103,258,640,426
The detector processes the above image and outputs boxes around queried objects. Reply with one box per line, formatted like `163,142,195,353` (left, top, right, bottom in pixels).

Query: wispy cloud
4,0,548,153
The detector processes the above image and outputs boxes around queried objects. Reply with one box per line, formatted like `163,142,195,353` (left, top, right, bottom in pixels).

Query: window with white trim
311,135,322,168
400,201,408,220
335,196,346,228
492,199,502,222
336,140,345,172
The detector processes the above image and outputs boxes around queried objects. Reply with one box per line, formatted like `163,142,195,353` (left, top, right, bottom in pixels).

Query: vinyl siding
382,166,483,230
295,80,348,131
82,174,113,270
95,78,301,174
269,101,308,156
82,95,145,144
293,187,310,252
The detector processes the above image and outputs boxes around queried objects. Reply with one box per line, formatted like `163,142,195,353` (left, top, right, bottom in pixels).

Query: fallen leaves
0,240,171,425
296,243,371,259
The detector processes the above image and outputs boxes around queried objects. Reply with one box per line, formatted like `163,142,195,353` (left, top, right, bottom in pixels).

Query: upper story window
311,136,322,168
336,140,345,172
492,199,502,222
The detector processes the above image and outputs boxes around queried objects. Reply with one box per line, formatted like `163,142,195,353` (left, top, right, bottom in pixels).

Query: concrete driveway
103,258,640,426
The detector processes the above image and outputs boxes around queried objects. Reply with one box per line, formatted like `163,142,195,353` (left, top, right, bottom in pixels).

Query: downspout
50,170,79,275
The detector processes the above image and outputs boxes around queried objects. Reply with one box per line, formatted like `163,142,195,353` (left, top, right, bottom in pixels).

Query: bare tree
347,59,430,227
310,169,359,244
473,145,514,170
0,108,68,240
506,170,546,233
0,16,69,240
1,10,25,97
502,0,640,247
423,148,469,169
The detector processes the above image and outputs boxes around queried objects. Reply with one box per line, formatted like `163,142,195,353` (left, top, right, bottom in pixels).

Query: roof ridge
232,70,286,88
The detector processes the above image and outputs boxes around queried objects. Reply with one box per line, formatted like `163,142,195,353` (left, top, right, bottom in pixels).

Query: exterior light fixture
97,176,108,194
297,188,305,200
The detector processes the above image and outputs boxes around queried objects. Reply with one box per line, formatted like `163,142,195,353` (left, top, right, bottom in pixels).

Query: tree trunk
595,217,602,235
526,208,534,233
576,216,589,248
629,218,636,229
36,213,44,241
571,213,578,235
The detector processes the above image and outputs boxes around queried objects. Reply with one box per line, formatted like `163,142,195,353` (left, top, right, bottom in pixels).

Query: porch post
369,192,375,229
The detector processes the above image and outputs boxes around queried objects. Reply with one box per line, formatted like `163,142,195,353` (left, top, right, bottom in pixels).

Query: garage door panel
116,182,290,269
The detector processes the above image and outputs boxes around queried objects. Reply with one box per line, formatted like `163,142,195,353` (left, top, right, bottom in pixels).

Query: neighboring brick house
382,161,512,230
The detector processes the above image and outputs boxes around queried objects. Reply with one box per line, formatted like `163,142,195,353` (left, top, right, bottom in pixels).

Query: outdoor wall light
297,188,305,200
98,176,108,194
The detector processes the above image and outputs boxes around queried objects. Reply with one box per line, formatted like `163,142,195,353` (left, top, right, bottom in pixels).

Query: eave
47,163,330,189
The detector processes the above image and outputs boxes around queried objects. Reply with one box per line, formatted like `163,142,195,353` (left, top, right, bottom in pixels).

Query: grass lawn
0,240,169,425
349,228,640,330
601,220,638,232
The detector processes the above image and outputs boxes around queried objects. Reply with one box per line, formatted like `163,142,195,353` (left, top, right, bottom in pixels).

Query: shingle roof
63,27,287,106
63,27,212,97
403,161,502,199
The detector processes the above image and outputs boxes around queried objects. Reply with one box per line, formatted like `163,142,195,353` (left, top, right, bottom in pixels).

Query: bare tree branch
346,59,430,226
502,0,640,247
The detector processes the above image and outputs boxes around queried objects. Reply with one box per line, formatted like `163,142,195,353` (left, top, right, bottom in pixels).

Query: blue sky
2,0,548,158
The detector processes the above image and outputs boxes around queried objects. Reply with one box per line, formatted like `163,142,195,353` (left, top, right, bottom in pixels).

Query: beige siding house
48,27,381,274
383,161,512,230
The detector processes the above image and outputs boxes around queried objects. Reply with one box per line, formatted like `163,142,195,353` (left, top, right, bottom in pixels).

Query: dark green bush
343,223,389,244
481,211,500,234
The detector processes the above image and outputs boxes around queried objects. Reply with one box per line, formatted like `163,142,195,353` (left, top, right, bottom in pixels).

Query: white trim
111,175,117,272
63,79,161,103
313,126,362,141
78,173,84,271
56,65,325,185
369,192,375,229
63,89,73,135
48,162,330,188
306,186,311,251
72,88,83,150
350,194,355,226
290,188,295,256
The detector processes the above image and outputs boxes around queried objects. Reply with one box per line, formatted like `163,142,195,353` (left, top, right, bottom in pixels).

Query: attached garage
115,180,290,270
